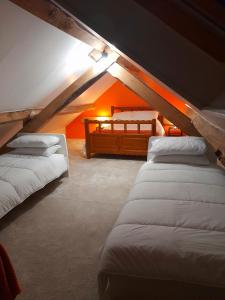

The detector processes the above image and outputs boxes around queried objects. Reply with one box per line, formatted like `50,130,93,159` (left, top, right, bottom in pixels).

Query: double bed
0,133,68,219
98,138,225,299
84,106,165,158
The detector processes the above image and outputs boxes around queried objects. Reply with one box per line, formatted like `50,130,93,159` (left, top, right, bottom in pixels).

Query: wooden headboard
111,106,164,123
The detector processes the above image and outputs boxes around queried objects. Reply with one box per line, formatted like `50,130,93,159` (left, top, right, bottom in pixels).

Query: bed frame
84,106,159,158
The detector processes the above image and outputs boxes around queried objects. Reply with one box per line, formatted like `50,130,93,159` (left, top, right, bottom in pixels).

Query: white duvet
0,153,67,219
99,162,225,291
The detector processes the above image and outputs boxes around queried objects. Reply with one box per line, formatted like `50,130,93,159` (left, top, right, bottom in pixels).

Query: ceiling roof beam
31,103,95,116
0,110,32,124
58,103,95,114
22,53,118,132
9,0,106,51
108,63,199,136
0,102,95,125
0,121,23,149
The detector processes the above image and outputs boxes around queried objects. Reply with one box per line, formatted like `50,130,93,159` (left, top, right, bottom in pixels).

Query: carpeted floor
0,139,145,300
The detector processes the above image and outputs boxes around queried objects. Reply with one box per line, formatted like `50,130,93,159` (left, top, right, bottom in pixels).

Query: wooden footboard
84,119,156,158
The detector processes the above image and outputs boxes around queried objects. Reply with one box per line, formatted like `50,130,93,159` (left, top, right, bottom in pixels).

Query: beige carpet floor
0,139,145,300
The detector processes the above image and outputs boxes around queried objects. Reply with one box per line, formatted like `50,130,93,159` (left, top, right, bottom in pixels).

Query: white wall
0,0,94,112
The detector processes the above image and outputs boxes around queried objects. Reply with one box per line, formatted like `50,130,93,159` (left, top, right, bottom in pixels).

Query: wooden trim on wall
0,110,32,124
10,0,106,51
58,103,95,114
108,63,199,136
31,103,95,116
22,54,118,132
0,103,94,125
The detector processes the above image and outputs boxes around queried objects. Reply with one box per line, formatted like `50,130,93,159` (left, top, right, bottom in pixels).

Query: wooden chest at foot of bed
89,132,150,157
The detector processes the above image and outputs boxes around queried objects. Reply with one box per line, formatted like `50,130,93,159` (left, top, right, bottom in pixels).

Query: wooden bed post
84,119,91,159
111,106,115,116
152,119,157,136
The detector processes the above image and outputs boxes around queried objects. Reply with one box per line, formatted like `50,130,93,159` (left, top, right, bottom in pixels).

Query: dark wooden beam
10,0,106,51
22,53,118,132
108,63,199,136
0,121,23,148
134,0,225,62
59,103,95,114
31,103,95,116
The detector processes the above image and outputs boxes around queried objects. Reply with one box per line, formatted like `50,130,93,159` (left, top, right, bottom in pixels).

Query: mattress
98,162,225,296
0,153,67,219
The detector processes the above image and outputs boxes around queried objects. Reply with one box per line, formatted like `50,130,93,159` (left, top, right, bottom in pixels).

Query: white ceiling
0,0,94,112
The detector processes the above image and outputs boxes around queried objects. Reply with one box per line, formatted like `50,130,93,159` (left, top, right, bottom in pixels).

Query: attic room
0,1,224,300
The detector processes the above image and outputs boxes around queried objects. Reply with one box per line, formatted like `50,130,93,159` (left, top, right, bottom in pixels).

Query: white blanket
99,163,225,289
0,153,67,218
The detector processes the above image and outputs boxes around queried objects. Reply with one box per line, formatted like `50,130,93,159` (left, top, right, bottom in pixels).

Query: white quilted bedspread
0,153,67,218
99,162,225,288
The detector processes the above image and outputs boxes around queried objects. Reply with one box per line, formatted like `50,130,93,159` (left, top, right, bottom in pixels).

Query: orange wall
66,80,149,138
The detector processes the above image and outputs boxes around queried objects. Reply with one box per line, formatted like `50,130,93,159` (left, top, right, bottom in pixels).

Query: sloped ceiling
0,0,94,113
38,74,117,133
55,0,225,109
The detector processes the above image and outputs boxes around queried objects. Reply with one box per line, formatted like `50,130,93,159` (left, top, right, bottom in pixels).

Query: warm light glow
185,103,191,108
97,110,110,117
93,55,114,73
96,116,111,121
95,116,112,129
65,42,94,76
89,49,104,62
107,63,122,78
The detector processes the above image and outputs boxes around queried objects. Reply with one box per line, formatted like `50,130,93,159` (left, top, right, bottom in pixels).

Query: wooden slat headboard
111,106,164,124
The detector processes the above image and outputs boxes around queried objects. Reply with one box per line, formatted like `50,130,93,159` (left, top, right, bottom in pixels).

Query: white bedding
0,153,67,218
99,162,225,291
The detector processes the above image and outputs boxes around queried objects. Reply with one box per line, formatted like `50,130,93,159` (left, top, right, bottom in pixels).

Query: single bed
98,161,225,299
84,106,165,158
0,133,68,219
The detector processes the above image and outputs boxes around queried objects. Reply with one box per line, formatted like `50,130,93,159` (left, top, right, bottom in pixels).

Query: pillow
150,154,210,166
149,136,207,156
112,111,132,120
10,145,61,157
129,110,159,120
7,135,60,148
112,110,159,120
